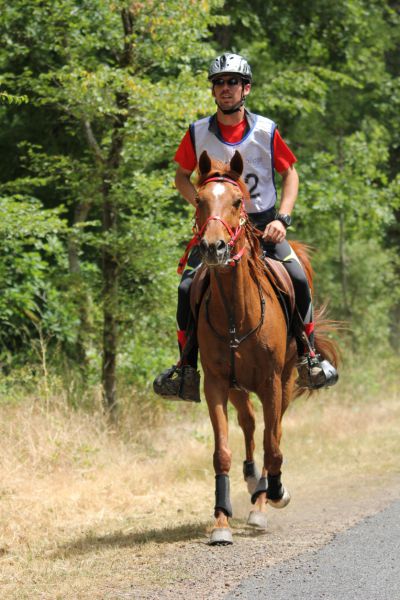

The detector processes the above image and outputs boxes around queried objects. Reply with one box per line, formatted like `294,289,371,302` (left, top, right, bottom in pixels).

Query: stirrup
297,353,338,389
153,365,201,402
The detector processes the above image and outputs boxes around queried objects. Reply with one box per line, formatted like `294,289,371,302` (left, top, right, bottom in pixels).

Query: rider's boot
153,330,201,402
296,323,338,389
296,353,338,389
153,364,201,402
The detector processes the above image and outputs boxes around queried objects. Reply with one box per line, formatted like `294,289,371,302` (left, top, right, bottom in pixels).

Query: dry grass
0,366,399,598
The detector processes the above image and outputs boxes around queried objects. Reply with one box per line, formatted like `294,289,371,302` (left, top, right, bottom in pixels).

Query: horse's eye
233,198,242,209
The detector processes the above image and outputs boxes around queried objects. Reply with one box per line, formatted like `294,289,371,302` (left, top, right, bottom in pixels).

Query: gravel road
225,500,400,600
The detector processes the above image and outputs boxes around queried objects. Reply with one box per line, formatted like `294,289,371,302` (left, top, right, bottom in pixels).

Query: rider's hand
262,220,287,244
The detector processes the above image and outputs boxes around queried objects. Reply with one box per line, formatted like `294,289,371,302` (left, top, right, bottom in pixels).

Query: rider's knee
178,275,192,298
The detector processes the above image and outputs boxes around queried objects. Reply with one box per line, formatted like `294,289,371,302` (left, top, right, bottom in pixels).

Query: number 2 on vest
245,173,260,199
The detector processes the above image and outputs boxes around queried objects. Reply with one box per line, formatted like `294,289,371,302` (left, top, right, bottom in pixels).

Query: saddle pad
264,256,295,317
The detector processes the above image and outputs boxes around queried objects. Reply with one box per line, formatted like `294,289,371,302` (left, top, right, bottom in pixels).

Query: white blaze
212,182,226,198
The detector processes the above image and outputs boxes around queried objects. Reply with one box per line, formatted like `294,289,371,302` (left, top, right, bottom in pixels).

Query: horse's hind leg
205,374,234,545
229,390,260,494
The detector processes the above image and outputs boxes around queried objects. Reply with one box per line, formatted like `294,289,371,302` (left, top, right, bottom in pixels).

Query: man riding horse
154,52,338,402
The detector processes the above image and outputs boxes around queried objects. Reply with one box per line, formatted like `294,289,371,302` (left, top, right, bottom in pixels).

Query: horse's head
195,151,249,267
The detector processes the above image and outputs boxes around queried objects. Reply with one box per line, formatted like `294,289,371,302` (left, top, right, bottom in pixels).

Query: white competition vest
191,112,277,213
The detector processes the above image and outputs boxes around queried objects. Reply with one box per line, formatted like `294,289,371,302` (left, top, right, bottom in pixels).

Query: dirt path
107,473,400,599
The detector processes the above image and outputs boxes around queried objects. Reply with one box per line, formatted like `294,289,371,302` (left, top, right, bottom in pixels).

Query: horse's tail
314,305,341,368
290,241,341,397
294,305,341,398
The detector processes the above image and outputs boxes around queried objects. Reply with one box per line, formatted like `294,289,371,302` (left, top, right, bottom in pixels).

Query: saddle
190,257,296,332
264,256,295,330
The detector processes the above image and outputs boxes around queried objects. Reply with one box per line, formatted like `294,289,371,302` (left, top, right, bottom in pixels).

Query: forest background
1,0,399,412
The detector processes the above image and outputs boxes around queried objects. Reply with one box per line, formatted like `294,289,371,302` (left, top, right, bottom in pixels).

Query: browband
201,176,240,188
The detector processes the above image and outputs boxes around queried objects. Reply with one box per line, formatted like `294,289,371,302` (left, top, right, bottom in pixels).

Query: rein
177,176,247,275
205,265,265,390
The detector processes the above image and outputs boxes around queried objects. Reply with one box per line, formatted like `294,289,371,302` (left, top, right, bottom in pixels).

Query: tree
1,0,398,405
0,0,222,409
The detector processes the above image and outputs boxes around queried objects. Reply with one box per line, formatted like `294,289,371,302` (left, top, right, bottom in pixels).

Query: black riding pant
250,208,313,325
177,209,313,367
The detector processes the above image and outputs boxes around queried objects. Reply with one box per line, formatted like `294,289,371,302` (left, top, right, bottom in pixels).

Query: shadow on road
53,521,211,558
52,516,270,559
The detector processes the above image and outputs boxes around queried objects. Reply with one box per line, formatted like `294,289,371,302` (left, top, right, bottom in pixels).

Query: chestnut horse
193,150,338,545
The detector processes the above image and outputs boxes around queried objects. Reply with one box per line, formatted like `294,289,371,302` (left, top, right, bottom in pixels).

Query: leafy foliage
0,0,399,396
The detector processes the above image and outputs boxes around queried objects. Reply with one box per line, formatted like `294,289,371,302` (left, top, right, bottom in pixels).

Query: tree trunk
101,7,134,413
336,135,352,335
338,211,350,317
100,118,125,413
101,185,119,414
388,207,400,351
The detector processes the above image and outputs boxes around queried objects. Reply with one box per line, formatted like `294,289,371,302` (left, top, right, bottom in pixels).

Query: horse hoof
268,488,291,509
209,528,233,545
247,510,268,530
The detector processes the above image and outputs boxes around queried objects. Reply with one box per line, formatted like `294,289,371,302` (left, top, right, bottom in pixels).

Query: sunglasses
212,77,241,87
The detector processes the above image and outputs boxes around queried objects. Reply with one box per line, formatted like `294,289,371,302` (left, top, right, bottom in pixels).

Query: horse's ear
199,151,212,175
230,151,243,177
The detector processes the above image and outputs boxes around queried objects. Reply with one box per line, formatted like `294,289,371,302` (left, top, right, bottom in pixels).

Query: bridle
177,175,247,275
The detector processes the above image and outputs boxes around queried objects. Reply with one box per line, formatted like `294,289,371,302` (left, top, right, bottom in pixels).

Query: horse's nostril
200,239,209,254
199,238,226,261
216,240,226,251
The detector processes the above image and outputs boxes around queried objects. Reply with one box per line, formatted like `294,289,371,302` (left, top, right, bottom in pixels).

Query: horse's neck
209,257,259,327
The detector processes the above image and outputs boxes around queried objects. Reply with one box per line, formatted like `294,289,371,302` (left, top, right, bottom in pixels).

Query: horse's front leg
229,390,260,494
204,372,233,545
248,372,290,530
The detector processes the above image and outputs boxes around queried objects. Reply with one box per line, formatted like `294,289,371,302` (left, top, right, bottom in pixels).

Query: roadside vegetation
0,358,398,598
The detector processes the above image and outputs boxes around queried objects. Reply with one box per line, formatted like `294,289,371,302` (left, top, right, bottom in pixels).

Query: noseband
177,175,247,274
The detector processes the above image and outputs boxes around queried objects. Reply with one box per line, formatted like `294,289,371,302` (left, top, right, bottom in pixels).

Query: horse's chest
198,327,280,388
